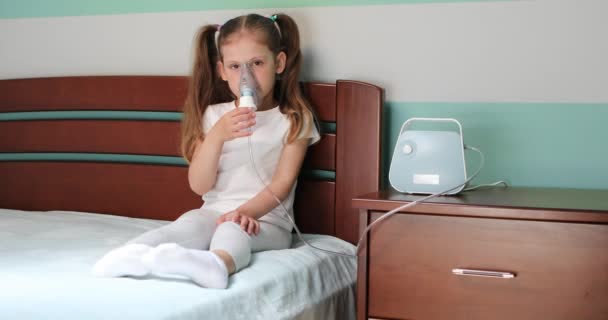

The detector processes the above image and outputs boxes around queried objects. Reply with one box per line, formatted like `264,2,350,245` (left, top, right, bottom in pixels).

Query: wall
1,0,606,189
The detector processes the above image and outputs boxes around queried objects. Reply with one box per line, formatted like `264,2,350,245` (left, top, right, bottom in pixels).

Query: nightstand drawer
367,212,608,320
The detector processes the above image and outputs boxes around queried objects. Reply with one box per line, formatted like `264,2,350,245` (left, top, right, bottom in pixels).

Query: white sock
92,243,152,277
141,243,229,289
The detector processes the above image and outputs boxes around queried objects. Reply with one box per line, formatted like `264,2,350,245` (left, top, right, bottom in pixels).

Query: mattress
0,208,357,319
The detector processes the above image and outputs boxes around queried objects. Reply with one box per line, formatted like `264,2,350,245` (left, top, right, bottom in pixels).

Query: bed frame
0,76,382,244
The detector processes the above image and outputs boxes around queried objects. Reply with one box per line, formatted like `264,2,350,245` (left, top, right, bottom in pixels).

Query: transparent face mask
238,62,260,111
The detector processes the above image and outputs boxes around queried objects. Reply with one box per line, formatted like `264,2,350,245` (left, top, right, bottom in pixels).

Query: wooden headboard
0,76,382,244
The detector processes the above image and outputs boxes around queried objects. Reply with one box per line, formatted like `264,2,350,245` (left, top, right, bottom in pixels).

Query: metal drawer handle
452,268,515,279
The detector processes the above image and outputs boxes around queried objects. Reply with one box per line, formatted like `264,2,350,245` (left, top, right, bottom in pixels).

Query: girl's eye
229,64,240,70
253,60,264,66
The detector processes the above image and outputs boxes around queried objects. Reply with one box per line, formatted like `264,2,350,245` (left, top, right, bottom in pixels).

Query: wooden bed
0,76,383,244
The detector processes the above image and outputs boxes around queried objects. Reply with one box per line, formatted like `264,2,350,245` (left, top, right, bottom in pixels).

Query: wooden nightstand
353,187,608,320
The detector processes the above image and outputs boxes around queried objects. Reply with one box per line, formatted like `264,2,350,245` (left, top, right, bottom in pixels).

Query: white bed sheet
0,208,356,320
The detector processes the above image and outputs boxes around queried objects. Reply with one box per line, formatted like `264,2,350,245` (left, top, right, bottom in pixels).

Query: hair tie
268,14,282,38
214,24,222,49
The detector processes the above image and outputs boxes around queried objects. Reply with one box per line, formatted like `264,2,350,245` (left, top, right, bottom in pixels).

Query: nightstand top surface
353,187,608,222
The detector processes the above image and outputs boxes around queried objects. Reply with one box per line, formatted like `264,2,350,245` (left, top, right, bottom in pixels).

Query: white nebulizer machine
356,118,507,250
389,118,467,195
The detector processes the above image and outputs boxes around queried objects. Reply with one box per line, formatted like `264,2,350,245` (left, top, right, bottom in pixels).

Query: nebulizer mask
238,63,259,112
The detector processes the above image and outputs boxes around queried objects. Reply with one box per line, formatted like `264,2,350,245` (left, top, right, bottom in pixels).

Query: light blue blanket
0,209,356,319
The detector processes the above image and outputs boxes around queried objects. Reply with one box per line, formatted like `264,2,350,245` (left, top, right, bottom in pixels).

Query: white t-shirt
200,100,320,231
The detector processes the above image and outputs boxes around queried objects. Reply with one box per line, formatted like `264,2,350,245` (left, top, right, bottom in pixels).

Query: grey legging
126,208,292,271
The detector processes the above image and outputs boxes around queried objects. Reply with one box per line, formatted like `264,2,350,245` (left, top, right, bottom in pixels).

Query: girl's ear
217,61,227,81
275,51,287,74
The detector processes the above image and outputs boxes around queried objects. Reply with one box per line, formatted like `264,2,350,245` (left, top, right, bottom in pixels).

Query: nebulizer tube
238,63,353,258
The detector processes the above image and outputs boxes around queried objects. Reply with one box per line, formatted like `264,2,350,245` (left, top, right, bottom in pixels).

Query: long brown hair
180,13,316,163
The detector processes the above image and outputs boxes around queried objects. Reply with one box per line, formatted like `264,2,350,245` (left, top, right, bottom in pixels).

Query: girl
92,13,319,289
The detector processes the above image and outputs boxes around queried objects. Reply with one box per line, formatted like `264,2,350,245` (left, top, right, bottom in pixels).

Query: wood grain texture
357,209,370,320
294,180,336,235
336,80,383,243
303,82,336,122
355,189,608,320
0,120,181,156
303,133,335,171
353,188,608,223
367,212,608,320
0,76,188,112
0,162,201,220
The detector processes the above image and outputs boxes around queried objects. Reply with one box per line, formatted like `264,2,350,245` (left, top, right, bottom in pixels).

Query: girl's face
217,31,286,109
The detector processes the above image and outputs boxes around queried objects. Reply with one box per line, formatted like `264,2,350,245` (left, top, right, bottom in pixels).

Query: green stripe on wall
0,0,505,19
0,152,187,166
0,152,336,181
0,111,336,135
384,102,608,190
300,169,336,181
320,122,336,134
0,111,182,121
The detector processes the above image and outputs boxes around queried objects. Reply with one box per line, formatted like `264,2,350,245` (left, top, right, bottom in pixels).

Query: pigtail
273,14,317,144
181,24,233,163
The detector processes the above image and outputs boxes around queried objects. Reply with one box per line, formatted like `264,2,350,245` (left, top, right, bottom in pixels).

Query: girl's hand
211,107,256,142
216,210,260,236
